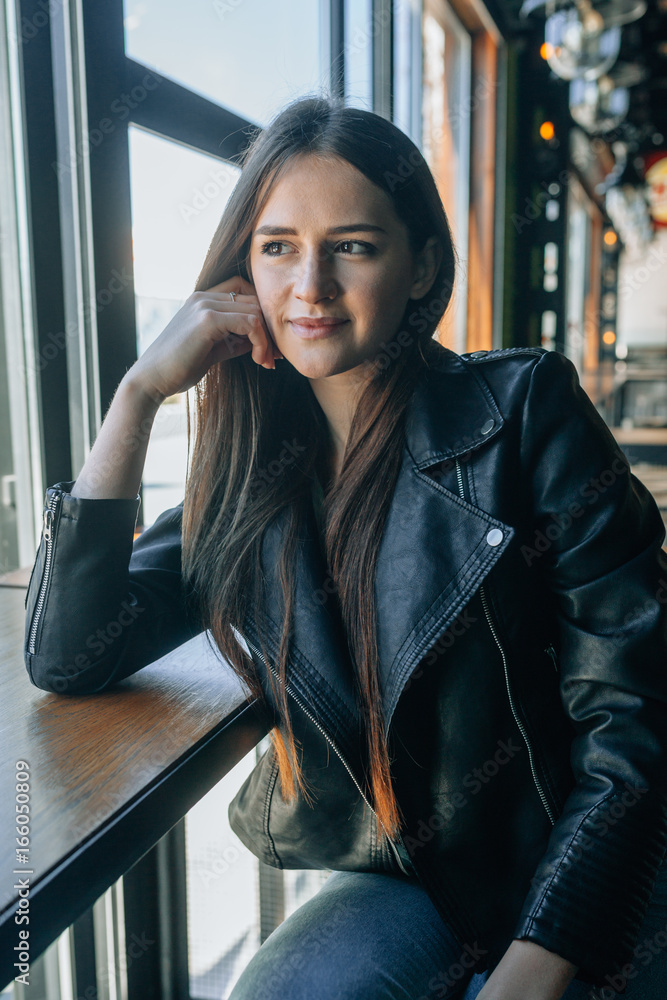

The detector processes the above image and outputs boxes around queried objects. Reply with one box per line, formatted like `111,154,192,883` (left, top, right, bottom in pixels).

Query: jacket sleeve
24,481,202,695
511,349,667,986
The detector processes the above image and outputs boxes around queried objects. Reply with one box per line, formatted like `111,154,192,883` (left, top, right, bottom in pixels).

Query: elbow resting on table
25,644,126,696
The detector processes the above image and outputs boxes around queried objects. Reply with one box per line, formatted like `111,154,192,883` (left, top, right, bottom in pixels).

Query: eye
258,239,376,258
335,240,375,255
259,240,291,256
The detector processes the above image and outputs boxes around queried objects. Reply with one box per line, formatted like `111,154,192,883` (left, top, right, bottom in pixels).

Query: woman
25,96,667,1000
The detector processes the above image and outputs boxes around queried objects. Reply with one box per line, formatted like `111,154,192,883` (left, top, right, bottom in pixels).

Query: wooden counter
0,587,270,989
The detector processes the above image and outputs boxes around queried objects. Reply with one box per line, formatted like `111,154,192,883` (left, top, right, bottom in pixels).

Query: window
127,127,241,526
0,0,42,577
123,0,323,126
421,0,472,352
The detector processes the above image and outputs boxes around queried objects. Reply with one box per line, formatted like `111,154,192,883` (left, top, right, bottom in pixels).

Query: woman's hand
126,275,283,403
475,939,580,1000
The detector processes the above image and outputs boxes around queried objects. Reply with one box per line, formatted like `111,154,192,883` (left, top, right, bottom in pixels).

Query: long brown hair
181,94,458,843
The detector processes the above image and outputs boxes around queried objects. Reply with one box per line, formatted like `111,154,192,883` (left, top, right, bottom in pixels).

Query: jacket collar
404,341,505,466
241,340,515,766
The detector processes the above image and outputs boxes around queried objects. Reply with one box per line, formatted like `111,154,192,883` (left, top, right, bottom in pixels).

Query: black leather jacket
24,343,667,992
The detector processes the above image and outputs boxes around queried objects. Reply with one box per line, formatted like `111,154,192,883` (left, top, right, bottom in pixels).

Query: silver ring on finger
229,291,236,303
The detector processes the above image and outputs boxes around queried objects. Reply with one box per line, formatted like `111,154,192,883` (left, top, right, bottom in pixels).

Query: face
247,154,438,385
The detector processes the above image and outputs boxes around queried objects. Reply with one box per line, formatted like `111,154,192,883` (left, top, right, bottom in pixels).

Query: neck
308,369,368,485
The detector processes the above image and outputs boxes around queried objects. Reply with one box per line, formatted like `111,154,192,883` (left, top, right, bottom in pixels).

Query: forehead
252,154,399,230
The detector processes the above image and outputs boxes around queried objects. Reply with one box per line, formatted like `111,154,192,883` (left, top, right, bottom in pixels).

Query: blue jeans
228,855,667,1000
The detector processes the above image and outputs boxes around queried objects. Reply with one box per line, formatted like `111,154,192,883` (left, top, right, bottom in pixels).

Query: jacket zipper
545,642,558,670
28,492,62,656
242,632,412,875
454,459,557,827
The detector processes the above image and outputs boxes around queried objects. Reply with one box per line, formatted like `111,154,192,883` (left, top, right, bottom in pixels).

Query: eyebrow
253,224,388,237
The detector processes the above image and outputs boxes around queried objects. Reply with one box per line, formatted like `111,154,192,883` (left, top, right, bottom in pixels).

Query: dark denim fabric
228,855,667,1000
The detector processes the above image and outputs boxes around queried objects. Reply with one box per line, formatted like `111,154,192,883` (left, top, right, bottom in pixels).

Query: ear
409,236,443,301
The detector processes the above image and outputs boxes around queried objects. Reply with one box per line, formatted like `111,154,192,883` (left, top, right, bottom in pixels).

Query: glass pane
283,867,331,920
393,0,422,144
0,6,40,577
565,177,591,375
0,926,73,999
0,320,19,575
345,0,372,109
185,745,261,1000
421,0,471,353
123,0,323,127
185,737,334,1000
127,125,240,528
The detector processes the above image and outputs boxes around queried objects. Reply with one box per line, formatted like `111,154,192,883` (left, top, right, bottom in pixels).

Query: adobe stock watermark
246,439,307,498
528,782,649,895
193,844,242,889
9,0,64,46
212,0,391,74
586,915,667,999
619,241,667,302
609,573,667,649
402,735,524,858
402,607,479,692
21,265,133,375
51,71,163,178
244,887,364,995
179,165,237,224
13,761,32,987
384,74,499,194
44,600,146,693
511,168,572,234
511,121,630,237
416,941,489,1000
520,454,630,567
357,274,456,376
74,402,184,494
75,931,155,1000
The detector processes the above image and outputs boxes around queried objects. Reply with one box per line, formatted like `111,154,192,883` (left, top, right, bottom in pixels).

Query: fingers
204,288,259,306
201,280,282,369
210,333,252,366
224,312,274,369
231,305,281,368
208,275,256,299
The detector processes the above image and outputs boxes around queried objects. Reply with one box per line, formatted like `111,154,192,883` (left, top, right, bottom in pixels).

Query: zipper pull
43,507,54,542
545,643,558,671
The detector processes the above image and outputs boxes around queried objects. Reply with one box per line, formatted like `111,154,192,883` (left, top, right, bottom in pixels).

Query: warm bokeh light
604,230,618,246
602,330,616,345
540,42,555,60
539,120,555,141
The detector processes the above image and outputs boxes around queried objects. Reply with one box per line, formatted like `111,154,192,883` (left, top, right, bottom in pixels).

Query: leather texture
24,341,667,990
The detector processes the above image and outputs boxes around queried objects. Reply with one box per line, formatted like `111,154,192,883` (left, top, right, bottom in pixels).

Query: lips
289,317,349,340
290,317,348,327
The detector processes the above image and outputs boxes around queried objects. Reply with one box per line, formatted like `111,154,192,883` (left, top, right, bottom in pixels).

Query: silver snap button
480,418,495,435
486,528,503,547
470,350,486,358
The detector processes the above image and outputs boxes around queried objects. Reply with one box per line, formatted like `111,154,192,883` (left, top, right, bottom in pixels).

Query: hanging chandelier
520,0,647,27
520,0,648,81
568,61,645,132
569,75,629,131
545,7,621,80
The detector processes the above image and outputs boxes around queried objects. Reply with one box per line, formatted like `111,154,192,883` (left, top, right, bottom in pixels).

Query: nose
292,246,338,302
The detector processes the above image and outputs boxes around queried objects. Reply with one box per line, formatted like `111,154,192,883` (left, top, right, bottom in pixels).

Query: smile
288,319,349,340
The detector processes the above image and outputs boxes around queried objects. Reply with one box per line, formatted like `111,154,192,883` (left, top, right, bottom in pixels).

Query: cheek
363,273,411,323
257,289,286,338
250,270,280,311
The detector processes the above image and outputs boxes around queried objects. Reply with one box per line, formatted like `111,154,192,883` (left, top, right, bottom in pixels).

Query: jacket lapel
242,343,515,765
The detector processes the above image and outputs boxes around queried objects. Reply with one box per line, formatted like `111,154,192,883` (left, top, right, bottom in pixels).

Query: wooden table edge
0,696,270,989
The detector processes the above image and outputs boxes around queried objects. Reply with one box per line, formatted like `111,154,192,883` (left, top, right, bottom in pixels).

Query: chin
289,353,367,380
